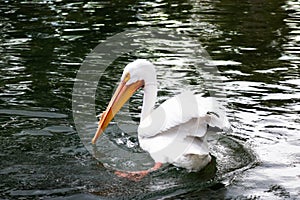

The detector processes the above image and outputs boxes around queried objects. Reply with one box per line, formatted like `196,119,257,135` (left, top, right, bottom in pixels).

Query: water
1,0,300,199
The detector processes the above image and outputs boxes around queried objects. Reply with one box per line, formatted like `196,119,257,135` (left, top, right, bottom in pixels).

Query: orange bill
92,79,144,144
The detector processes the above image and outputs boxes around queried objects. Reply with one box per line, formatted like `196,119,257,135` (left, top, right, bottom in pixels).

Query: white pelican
92,59,230,180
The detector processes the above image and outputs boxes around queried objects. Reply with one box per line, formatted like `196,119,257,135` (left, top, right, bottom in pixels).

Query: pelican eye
124,72,130,82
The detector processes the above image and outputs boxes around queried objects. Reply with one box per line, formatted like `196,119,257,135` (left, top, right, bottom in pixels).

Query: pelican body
92,59,230,176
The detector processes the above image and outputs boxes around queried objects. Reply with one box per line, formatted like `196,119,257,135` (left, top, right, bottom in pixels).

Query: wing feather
138,91,230,138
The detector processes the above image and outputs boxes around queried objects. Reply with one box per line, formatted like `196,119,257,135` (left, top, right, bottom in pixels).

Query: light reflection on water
0,0,300,199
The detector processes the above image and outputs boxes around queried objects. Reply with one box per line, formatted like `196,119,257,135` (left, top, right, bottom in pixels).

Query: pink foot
114,162,162,181
115,170,149,181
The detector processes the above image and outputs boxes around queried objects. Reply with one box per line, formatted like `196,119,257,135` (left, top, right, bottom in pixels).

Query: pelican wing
138,91,230,138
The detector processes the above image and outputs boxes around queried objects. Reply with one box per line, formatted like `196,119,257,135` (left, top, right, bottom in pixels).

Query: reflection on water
1,0,300,199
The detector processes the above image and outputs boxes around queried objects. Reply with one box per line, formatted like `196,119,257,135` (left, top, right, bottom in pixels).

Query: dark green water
1,0,300,199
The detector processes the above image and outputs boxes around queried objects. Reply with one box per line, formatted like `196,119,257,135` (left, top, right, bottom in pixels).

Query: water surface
1,0,300,199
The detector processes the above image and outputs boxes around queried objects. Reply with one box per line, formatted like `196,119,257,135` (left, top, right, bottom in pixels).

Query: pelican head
92,59,157,144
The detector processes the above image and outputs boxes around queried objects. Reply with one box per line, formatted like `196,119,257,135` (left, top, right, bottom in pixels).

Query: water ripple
1,0,300,199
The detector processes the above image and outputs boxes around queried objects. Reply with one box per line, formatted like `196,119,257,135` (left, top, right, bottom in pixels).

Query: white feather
137,92,230,171
123,60,231,171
